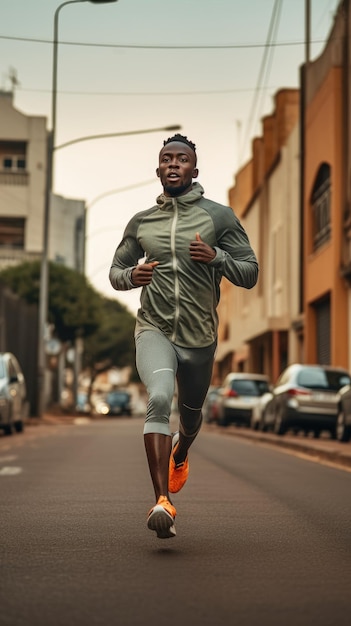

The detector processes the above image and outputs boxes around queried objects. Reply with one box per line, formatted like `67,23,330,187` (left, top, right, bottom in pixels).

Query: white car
217,373,271,427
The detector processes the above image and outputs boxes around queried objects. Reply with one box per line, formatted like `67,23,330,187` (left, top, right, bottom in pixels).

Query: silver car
336,384,351,442
0,352,28,435
263,364,351,437
217,373,271,427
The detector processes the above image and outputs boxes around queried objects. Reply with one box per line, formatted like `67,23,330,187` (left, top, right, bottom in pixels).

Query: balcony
0,171,29,186
0,248,41,270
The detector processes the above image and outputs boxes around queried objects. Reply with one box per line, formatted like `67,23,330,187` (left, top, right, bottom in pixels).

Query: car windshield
230,379,270,396
297,368,351,391
107,392,130,403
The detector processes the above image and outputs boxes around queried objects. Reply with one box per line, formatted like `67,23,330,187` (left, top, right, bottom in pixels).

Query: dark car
336,384,351,442
105,390,132,416
263,364,351,437
0,352,28,435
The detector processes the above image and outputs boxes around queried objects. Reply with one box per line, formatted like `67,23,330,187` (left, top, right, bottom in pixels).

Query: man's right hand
131,261,159,286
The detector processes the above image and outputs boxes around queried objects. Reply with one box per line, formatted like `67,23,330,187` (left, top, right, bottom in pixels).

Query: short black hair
163,133,196,155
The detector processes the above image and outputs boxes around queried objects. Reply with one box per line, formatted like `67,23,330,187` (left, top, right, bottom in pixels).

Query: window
0,141,27,172
311,163,331,250
3,156,26,171
0,218,25,248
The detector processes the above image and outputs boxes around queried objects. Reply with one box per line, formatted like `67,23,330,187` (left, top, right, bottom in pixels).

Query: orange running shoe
147,496,176,539
168,432,189,494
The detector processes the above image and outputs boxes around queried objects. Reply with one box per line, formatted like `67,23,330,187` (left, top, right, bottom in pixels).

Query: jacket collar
156,182,204,210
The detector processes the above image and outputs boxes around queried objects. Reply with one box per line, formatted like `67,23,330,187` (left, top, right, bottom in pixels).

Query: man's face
156,141,198,197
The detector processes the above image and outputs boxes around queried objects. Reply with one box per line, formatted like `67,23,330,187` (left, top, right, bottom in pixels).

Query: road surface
1,417,350,626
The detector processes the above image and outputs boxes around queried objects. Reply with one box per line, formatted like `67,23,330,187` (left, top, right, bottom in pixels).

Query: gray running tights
135,330,217,436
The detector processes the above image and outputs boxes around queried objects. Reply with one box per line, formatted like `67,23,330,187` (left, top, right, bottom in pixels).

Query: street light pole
37,0,181,417
37,0,119,418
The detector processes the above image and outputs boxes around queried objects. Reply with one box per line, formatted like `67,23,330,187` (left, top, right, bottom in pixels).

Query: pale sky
0,0,340,314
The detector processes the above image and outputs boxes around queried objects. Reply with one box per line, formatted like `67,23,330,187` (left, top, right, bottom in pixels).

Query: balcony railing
0,171,29,186
0,249,41,270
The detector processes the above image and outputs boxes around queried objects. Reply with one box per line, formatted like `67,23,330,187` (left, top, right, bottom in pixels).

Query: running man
109,134,258,538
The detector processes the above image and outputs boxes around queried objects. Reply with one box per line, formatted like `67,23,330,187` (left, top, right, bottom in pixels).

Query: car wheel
14,420,24,433
336,408,351,443
218,410,229,427
258,409,268,432
3,421,13,436
258,419,267,432
250,414,259,430
273,409,286,436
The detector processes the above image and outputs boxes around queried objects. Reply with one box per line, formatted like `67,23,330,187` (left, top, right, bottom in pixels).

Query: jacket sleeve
109,214,145,291
209,205,259,289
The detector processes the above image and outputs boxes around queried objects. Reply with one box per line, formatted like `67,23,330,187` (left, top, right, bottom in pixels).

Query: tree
0,261,138,409
83,297,138,393
0,260,102,341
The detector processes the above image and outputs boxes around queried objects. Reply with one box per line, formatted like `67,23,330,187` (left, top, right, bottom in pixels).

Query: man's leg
173,341,217,466
135,331,177,501
144,433,172,501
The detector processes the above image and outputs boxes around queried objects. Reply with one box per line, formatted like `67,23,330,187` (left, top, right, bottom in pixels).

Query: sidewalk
204,423,351,470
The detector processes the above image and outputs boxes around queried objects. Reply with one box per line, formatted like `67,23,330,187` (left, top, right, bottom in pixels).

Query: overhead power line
239,0,283,162
16,85,280,97
0,33,324,50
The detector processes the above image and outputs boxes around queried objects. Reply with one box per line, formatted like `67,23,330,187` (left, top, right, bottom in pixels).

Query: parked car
216,373,271,427
104,390,132,416
203,386,221,423
251,391,274,430
336,384,351,442
0,352,28,435
76,392,91,415
262,364,351,437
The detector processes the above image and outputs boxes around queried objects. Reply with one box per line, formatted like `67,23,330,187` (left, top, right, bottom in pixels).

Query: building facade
215,0,351,384
303,0,350,370
0,90,86,273
214,89,300,385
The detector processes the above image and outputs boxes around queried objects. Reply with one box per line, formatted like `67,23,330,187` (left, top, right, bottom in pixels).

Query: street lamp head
89,1,118,3
164,125,182,132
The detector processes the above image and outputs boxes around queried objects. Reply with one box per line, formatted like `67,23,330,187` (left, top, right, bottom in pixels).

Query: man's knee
148,390,172,416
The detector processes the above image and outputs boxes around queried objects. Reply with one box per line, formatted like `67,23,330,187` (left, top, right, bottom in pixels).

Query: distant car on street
262,364,351,437
104,390,132,417
216,373,271,427
76,392,91,415
336,384,351,442
0,352,28,435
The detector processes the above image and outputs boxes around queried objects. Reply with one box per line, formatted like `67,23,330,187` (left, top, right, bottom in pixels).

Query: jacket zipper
171,198,180,342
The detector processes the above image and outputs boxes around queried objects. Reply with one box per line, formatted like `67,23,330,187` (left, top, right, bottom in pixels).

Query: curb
205,424,351,470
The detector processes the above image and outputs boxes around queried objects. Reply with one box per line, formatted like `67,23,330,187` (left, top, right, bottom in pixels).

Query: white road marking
0,455,18,463
0,466,23,476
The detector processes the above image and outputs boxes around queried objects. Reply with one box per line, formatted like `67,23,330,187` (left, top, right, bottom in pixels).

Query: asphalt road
1,417,351,626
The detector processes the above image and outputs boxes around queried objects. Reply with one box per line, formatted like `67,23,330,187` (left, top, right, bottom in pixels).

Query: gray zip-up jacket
109,182,258,348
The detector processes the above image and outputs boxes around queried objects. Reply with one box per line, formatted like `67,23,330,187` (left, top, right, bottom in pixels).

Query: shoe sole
147,505,176,539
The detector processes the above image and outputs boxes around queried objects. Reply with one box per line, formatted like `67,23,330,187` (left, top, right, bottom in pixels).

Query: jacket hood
156,182,205,210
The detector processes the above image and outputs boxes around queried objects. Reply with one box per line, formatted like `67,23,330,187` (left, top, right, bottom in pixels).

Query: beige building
214,89,301,385
0,90,86,272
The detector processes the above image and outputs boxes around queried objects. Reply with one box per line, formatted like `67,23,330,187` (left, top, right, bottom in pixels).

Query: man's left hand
189,232,216,263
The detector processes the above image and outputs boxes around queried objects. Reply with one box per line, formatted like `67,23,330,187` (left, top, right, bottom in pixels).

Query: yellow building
303,0,350,368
